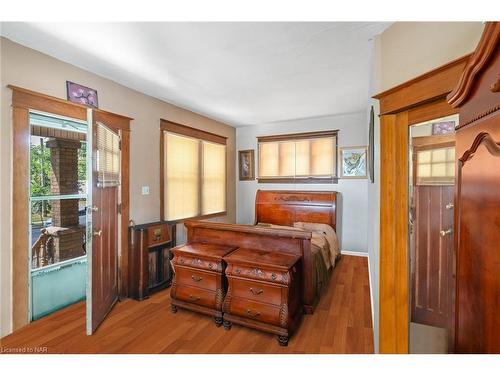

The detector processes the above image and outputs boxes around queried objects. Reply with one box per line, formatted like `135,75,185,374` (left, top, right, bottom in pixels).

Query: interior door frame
373,55,468,353
8,85,132,331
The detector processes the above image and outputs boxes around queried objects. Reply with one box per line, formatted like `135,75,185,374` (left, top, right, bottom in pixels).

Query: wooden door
411,185,454,328
87,119,121,334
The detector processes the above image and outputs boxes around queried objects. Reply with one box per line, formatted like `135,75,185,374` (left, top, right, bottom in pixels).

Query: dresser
222,248,302,346
170,243,238,326
128,222,176,301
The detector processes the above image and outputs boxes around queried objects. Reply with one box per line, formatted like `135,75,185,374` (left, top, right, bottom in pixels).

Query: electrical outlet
141,186,150,195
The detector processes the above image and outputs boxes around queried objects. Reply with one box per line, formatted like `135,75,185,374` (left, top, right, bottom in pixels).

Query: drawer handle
191,275,203,282
189,294,200,302
246,309,261,318
249,287,263,296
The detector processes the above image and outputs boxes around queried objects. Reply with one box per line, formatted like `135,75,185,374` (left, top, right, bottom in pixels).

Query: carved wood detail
448,23,499,107
458,132,500,164
279,303,289,328
490,74,500,92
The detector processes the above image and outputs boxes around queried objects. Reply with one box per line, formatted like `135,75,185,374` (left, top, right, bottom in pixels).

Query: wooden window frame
256,130,339,184
8,85,132,331
373,54,469,353
159,119,228,222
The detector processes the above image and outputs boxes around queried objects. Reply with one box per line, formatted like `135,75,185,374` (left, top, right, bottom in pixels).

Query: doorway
10,85,132,333
408,114,458,353
28,111,89,320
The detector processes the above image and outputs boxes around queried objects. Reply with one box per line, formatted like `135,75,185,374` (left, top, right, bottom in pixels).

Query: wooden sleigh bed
183,190,340,314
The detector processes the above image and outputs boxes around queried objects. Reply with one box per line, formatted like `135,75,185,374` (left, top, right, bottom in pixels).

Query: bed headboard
254,190,339,231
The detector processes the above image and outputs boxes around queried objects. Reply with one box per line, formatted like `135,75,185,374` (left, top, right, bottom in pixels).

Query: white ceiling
1,22,390,127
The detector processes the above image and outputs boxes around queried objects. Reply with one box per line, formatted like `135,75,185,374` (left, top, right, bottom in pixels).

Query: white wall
236,112,369,254
366,35,382,354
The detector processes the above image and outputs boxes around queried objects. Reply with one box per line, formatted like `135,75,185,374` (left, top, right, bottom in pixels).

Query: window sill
163,211,227,223
257,177,338,184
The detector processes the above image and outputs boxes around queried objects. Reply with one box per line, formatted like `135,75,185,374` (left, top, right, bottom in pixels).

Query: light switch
141,186,150,195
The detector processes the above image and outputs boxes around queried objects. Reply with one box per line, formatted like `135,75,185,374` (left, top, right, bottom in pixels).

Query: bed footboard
183,221,317,313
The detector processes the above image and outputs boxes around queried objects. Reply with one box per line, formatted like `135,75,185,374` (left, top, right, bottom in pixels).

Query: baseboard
340,250,368,257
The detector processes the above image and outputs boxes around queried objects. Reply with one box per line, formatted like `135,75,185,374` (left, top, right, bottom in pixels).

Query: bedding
255,222,340,301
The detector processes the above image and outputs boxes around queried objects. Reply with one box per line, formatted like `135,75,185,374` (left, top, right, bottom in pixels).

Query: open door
86,109,121,334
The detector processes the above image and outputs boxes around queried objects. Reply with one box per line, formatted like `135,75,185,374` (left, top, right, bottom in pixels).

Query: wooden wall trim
257,130,338,142
9,85,88,120
408,98,459,126
119,129,131,298
12,106,30,330
379,113,409,353
374,54,471,115
376,57,467,352
160,119,227,145
94,110,132,131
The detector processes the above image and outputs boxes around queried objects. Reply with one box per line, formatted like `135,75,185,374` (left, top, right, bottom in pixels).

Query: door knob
87,205,98,214
93,229,102,237
445,203,454,210
440,228,453,237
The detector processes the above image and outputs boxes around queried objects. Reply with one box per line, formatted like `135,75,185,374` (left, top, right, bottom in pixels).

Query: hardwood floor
0,255,373,354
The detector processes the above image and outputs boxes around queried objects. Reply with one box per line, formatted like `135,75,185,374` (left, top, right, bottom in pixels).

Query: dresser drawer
231,278,282,306
175,266,218,291
147,224,170,247
174,284,217,309
226,297,282,326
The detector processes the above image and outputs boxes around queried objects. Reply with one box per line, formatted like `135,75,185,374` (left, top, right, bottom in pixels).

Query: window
257,130,338,183
161,120,227,221
96,123,120,188
416,146,455,185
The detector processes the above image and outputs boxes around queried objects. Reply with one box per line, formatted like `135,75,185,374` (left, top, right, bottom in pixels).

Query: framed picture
368,106,375,183
432,120,455,135
66,81,99,108
238,149,255,181
340,146,368,179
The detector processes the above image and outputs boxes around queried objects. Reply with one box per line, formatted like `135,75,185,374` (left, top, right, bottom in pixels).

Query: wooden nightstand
170,243,238,326
222,248,303,346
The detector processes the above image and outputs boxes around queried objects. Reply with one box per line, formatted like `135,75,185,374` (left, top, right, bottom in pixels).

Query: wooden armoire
448,22,500,353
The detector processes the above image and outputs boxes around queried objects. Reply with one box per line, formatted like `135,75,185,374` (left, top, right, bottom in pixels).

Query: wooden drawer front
226,297,282,326
175,266,218,291
173,254,223,273
174,284,217,310
147,224,170,247
231,278,282,306
226,263,290,285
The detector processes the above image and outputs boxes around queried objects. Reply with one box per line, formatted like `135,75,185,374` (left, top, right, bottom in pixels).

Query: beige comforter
256,222,340,270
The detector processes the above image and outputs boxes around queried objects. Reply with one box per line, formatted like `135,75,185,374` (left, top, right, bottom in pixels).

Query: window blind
202,141,226,215
164,132,200,221
96,123,120,188
416,146,455,185
258,133,337,181
163,130,226,221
